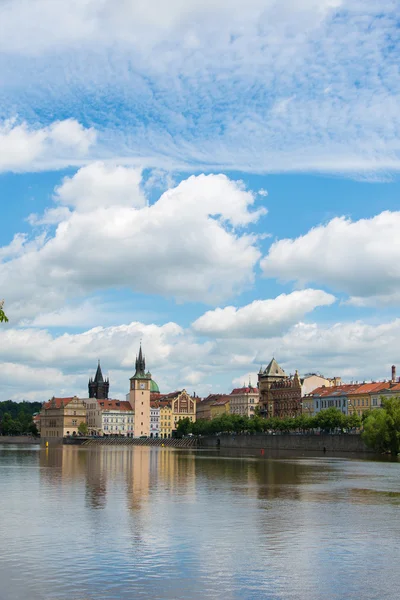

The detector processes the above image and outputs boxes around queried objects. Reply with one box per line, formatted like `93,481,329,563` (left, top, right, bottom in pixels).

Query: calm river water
0,445,399,600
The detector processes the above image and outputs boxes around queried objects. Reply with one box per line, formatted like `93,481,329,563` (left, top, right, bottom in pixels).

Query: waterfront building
160,401,173,438
88,360,109,399
229,384,259,417
347,382,389,417
40,396,86,438
150,401,160,437
210,396,230,419
85,398,134,436
311,384,360,416
258,358,302,418
155,390,197,437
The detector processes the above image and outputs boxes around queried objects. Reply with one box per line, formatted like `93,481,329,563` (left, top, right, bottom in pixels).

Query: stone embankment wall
198,433,373,453
0,436,40,444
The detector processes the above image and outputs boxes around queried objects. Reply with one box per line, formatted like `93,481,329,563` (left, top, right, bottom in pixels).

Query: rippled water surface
0,445,399,600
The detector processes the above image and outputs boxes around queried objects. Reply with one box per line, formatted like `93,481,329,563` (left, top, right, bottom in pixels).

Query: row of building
39,346,198,439
38,347,400,439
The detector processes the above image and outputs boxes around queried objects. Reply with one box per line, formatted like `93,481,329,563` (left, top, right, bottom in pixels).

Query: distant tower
129,343,152,437
88,360,109,399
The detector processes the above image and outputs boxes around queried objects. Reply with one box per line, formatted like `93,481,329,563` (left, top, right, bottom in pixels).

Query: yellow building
348,382,388,417
210,397,230,419
157,390,196,438
40,396,87,438
160,403,173,439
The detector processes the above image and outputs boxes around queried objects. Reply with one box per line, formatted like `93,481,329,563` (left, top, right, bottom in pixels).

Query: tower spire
134,342,146,376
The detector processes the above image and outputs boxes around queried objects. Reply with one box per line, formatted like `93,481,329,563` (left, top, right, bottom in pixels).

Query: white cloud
1,2,400,175
261,211,400,304
0,0,342,55
54,162,145,211
2,313,399,402
0,118,96,172
0,169,266,319
192,290,335,337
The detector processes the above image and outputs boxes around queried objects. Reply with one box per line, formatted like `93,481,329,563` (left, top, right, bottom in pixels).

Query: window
72,420,77,426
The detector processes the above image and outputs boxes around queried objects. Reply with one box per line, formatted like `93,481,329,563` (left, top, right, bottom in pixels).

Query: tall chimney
392,365,396,383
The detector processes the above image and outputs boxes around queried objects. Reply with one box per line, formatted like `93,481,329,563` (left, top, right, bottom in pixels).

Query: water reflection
0,445,399,600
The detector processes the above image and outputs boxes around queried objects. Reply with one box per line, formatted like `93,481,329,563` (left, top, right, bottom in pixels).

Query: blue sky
0,0,399,401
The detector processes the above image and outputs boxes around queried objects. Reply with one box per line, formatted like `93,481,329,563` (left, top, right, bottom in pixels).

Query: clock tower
129,344,152,437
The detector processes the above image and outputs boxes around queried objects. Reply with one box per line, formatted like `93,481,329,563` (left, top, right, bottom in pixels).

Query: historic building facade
258,358,302,419
229,385,259,417
40,396,87,438
155,390,196,438
85,398,134,436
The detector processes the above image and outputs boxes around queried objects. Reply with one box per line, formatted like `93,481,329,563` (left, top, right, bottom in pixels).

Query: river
0,444,399,600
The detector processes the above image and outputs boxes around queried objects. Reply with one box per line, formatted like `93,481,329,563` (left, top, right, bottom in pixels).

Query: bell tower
129,344,151,437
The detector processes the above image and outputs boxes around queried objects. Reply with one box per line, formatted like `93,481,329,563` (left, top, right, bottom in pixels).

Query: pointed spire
134,341,146,376
94,360,104,383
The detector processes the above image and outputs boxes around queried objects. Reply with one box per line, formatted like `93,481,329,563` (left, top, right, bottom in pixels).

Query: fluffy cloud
0,118,96,172
261,211,400,305
2,314,399,402
1,168,266,319
54,162,145,211
192,289,335,337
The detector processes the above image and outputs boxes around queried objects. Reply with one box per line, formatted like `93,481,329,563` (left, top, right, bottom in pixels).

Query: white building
84,399,135,436
229,385,259,417
150,403,160,438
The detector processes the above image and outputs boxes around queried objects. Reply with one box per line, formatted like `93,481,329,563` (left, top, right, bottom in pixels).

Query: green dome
150,379,160,393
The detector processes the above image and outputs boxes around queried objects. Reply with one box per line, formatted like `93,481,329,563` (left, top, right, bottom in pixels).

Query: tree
346,412,362,431
78,421,88,436
175,417,192,437
362,397,400,455
0,300,8,323
315,407,346,433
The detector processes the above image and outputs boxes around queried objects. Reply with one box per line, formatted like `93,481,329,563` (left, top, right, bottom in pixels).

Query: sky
0,0,400,402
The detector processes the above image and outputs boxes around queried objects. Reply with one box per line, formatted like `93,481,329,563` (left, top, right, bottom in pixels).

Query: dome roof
150,379,160,393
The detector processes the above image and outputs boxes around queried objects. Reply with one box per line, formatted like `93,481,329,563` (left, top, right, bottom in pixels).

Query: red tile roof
97,399,133,411
348,382,389,395
211,396,231,406
230,387,258,395
43,397,75,409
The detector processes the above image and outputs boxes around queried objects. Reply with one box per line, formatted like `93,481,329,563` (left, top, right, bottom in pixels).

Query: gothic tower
129,343,152,437
88,360,109,399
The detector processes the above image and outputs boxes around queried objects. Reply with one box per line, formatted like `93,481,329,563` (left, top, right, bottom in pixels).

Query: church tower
129,344,151,437
88,361,109,399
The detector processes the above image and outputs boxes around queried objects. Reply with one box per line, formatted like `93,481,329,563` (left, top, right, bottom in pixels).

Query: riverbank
0,436,40,444
198,433,373,453
55,433,374,454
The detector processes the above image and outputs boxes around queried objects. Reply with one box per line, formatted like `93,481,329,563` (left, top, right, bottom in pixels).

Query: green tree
346,412,362,431
315,407,346,433
362,397,400,455
78,421,88,436
0,412,15,435
0,300,8,322
175,417,192,437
